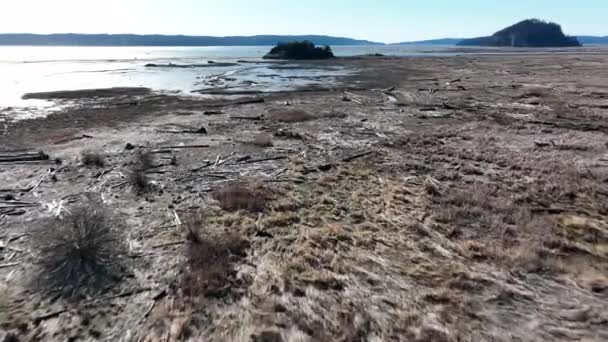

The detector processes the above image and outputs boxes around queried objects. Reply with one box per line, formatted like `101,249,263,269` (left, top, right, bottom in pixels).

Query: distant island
458,19,581,47
0,33,381,46
263,41,334,60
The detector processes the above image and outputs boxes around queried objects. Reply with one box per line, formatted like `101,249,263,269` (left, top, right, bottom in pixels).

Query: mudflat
1,50,608,341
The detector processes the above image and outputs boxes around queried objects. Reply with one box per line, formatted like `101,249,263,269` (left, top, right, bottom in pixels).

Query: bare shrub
251,134,274,148
181,212,249,300
130,150,154,194
268,109,315,123
33,204,124,294
81,150,105,167
135,150,154,170
129,170,151,194
211,181,272,212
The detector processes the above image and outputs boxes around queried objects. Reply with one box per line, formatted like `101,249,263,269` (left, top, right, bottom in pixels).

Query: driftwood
153,145,210,151
0,151,49,163
152,240,186,249
342,151,375,163
33,309,69,325
205,97,265,108
237,156,288,164
230,115,263,121
0,168,53,193
156,127,207,134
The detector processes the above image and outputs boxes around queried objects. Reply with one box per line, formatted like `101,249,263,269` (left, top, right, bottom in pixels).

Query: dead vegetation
81,150,106,167
250,133,274,147
211,181,273,212
268,109,315,122
130,150,154,194
32,204,124,295
3,53,608,341
181,212,250,301
142,212,250,341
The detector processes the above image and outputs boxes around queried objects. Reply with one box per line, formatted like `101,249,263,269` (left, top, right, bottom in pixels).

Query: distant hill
392,38,463,46
577,36,608,45
0,33,383,46
458,19,581,47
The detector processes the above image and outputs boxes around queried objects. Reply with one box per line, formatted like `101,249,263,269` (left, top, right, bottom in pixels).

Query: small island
458,19,581,47
263,41,335,60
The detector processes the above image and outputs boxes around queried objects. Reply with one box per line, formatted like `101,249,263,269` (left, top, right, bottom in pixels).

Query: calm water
0,45,458,117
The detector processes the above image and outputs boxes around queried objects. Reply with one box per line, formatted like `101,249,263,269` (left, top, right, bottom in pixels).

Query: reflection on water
0,45,462,120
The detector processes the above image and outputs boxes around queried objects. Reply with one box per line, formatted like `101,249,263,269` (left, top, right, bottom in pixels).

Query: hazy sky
2,0,606,43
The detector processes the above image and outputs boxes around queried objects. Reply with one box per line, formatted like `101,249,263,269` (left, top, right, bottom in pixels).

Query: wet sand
1,50,608,341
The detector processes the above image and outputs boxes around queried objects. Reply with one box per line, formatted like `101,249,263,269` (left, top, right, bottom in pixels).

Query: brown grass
135,150,154,170
211,181,272,213
251,133,274,147
129,170,151,194
81,150,106,167
130,150,154,194
182,225,249,301
268,109,315,122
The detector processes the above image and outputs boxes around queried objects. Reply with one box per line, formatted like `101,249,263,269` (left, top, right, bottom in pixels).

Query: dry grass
211,181,273,213
181,214,250,301
0,287,8,324
268,109,315,122
129,170,151,194
135,150,154,170
251,133,274,148
81,150,106,167
33,204,124,294
130,150,154,194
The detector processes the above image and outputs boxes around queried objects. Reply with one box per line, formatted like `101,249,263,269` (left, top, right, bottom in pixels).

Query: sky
1,0,606,43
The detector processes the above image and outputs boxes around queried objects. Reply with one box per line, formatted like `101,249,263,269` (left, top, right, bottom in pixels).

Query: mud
1,50,608,341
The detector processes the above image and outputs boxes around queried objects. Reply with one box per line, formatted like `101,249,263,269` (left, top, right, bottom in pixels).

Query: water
0,45,458,117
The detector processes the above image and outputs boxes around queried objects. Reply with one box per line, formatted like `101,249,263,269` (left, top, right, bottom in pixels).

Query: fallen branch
0,151,49,163
205,97,265,108
140,290,168,322
342,151,375,163
154,145,210,150
230,115,263,121
152,240,186,249
33,309,69,325
237,156,288,164
0,262,20,269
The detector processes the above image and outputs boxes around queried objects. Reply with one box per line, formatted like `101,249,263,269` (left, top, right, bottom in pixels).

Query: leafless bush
180,212,249,300
130,150,154,194
33,204,124,294
211,181,272,212
81,150,105,167
129,170,151,194
135,150,154,170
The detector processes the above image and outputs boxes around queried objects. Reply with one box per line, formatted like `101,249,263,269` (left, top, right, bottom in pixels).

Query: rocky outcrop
458,19,581,47
263,41,335,60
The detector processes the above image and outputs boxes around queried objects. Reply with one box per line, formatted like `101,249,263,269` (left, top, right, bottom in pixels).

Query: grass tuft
181,212,250,301
251,134,274,148
130,150,154,194
269,109,315,123
33,204,124,294
81,150,106,167
211,181,272,213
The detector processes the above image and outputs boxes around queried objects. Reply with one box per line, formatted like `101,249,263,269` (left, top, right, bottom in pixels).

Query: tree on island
263,41,335,60
458,19,581,47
